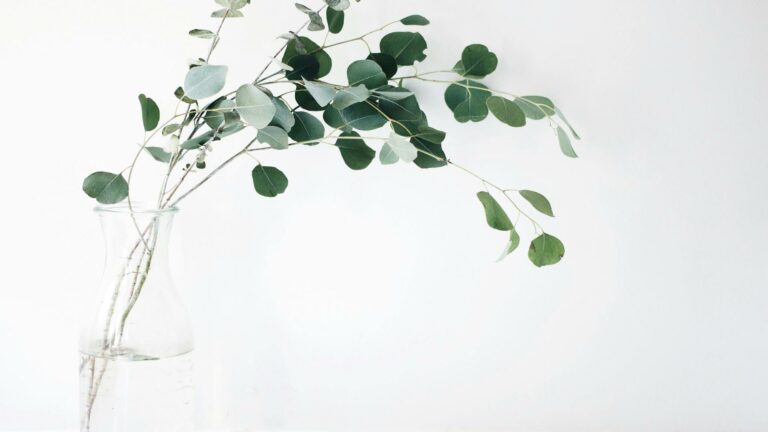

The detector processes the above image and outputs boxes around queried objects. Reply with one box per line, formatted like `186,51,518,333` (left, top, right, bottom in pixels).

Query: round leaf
251,165,288,198
367,53,398,79
528,233,565,267
257,126,290,150
286,54,320,81
336,132,375,170
379,32,428,66
340,102,388,131
82,172,129,205
459,44,498,78
327,8,344,34
183,65,228,100
347,59,388,89
236,84,276,129
487,96,526,127
282,36,332,78
288,111,325,145
444,80,491,123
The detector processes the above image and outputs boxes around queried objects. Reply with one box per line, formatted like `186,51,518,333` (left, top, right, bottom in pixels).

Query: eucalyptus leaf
138,94,160,132
336,132,375,170
557,126,578,158
556,107,581,140
269,97,296,131
458,44,498,78
295,84,325,111
189,29,216,39
251,165,288,198
183,65,228,100
519,190,554,217
374,89,414,101
303,79,337,107
323,106,352,132
174,86,196,104
331,85,371,110
444,80,491,123
400,15,430,26
257,126,290,150
528,233,565,267
286,54,320,80
379,143,399,165
235,84,276,129
367,53,398,79
327,8,344,34
477,191,513,231
288,111,325,145
515,96,556,120
340,102,387,131
211,8,244,18
162,123,181,136
82,172,129,205
486,96,526,127
386,131,418,163
324,0,350,11
497,228,521,262
380,32,428,66
347,60,387,89
145,146,172,163
283,36,332,78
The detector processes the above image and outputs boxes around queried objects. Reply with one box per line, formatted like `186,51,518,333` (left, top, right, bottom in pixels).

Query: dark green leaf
295,84,325,111
477,191,513,231
82,172,129,204
400,15,430,26
347,60,387,89
145,147,172,163
367,53,398,79
138,94,160,132
340,102,388,131
303,80,337,107
288,111,325,145
458,44,498,78
379,32,427,66
283,36,332,78
286,54,320,81
327,8,344,34
519,190,554,217
251,165,288,198
444,80,491,123
486,96,526,127
323,106,352,132
336,131,375,170
528,233,565,267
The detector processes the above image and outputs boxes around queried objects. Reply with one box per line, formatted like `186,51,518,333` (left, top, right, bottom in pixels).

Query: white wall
1,0,767,430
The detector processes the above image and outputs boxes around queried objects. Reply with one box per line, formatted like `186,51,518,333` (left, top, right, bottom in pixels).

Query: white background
1,0,767,430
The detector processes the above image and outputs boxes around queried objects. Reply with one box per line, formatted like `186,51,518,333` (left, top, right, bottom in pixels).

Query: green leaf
174,86,196,104
379,32,428,66
145,146,172,163
211,8,244,18
497,228,521,262
519,190,554,217
288,111,325,145
386,131,418,163
515,96,555,120
458,44,498,78
374,89,414,101
340,102,388,131
257,126,290,150
82,172,129,205
283,36,332,78
379,88,423,125
486,96,526,127
379,143,399,165
189,29,216,39
327,8,344,34
477,191,513,231
444,80,491,123
303,80,336,107
347,60,388,89
203,98,235,129
236,84,276,129
294,84,325,111
286,54,320,81
269,97,296,131
336,132,375,170
400,15,430,26
557,127,578,158
323,106,351,132
183,65,228,100
411,125,448,169
367,53,398,79
528,233,565,267
162,123,181,136
251,165,288,198
331,85,371,110
138,94,160,132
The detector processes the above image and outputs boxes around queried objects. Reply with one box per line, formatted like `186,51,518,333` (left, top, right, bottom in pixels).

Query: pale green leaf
257,126,290,150
235,84,276,129
183,65,228,100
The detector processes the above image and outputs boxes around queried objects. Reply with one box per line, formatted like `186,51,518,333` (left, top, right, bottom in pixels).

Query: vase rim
94,202,179,215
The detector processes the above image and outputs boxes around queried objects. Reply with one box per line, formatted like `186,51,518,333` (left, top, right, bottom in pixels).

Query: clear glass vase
79,204,194,432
